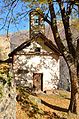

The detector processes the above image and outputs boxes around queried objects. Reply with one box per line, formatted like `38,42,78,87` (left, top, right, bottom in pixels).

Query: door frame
33,73,43,91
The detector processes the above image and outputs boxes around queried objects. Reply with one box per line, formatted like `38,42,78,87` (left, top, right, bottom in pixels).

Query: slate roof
9,32,60,57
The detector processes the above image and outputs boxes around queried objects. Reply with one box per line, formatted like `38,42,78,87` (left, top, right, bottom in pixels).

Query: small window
35,47,41,53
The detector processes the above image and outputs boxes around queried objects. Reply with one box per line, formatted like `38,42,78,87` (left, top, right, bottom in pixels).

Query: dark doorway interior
33,73,43,91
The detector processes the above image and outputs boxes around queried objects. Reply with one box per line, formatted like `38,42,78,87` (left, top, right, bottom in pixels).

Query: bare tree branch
47,0,66,54
58,1,76,59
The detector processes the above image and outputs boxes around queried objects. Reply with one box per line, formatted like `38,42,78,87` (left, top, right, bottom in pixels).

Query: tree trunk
68,64,79,114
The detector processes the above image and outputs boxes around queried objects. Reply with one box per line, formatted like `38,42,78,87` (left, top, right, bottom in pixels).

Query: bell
35,19,38,23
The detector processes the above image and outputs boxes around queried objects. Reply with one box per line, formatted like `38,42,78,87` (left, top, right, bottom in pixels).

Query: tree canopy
0,0,79,35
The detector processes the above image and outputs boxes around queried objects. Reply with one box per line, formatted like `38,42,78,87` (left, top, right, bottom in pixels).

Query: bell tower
29,9,45,38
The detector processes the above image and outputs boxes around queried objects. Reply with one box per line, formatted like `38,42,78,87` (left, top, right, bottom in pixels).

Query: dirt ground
16,88,79,119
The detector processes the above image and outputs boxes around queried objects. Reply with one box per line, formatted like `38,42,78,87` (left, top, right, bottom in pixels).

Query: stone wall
0,35,15,118
0,85,16,119
13,55,59,91
0,72,16,119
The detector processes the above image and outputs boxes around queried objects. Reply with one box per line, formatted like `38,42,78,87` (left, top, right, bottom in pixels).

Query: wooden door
33,73,43,91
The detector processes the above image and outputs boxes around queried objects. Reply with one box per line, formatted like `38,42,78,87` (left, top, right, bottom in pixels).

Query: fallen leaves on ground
16,88,79,119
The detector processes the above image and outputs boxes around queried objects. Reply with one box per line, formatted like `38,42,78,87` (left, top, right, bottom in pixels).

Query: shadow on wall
58,79,71,92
